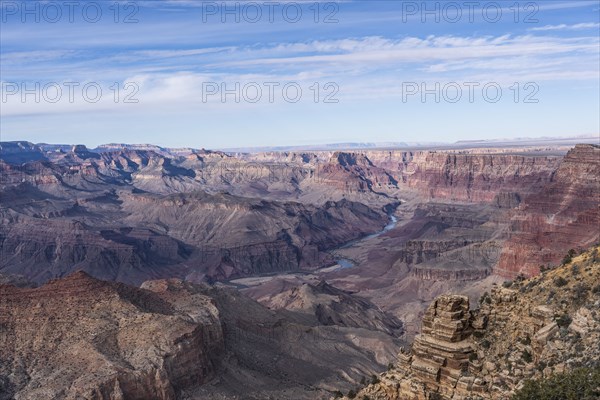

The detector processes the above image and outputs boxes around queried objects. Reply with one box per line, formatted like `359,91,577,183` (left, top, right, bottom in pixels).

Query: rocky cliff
0,271,224,400
338,246,600,399
0,272,404,400
496,144,600,278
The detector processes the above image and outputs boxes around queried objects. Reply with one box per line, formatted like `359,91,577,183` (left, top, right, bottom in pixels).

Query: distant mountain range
1,135,597,161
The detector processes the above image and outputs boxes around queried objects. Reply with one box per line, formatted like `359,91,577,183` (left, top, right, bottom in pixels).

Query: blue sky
1,0,599,148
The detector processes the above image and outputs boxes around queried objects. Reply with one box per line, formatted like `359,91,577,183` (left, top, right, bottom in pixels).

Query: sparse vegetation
512,368,600,400
503,280,513,288
537,361,547,372
479,291,491,305
554,277,568,287
370,374,380,384
521,350,533,363
561,249,577,265
332,390,343,398
556,314,572,328
347,389,356,399
572,283,589,303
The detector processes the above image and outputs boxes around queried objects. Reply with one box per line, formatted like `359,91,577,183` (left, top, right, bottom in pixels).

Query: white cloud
217,35,599,70
530,22,600,31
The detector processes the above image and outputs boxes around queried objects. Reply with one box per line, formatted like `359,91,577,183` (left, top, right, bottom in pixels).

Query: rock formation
339,245,600,400
496,144,600,278
0,271,224,400
0,272,403,400
5,141,598,287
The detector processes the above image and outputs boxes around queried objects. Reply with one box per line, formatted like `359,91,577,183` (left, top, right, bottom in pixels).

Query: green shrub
521,335,531,345
568,249,577,257
503,280,513,288
371,374,380,384
512,367,600,400
469,353,478,362
572,264,580,275
473,330,485,339
537,361,547,372
521,350,533,363
572,283,589,302
556,314,572,328
479,291,491,305
347,389,356,399
333,390,343,398
554,277,568,287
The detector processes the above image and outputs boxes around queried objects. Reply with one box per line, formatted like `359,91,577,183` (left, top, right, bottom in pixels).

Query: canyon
0,271,402,399
0,140,598,399
342,245,600,400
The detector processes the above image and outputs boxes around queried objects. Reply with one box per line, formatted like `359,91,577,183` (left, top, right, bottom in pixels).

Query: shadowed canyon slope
0,272,403,400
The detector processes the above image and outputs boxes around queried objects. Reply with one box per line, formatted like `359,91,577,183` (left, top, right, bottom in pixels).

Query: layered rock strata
340,246,600,400
496,144,600,278
0,271,224,400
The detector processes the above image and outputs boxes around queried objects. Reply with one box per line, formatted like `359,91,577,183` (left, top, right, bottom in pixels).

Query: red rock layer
495,144,600,278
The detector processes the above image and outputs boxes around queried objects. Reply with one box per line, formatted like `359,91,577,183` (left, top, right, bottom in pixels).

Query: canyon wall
1,142,597,285
1,272,404,400
496,144,600,278
0,271,225,400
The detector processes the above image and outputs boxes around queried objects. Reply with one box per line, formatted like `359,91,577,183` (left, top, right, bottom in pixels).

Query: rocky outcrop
356,295,479,400
0,272,405,400
496,144,600,278
0,272,224,400
410,266,490,281
339,246,600,400
247,280,403,336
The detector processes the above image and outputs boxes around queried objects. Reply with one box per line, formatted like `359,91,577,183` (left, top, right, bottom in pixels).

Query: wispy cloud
530,22,600,31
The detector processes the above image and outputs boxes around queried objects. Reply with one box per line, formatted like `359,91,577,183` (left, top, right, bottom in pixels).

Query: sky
1,0,599,149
